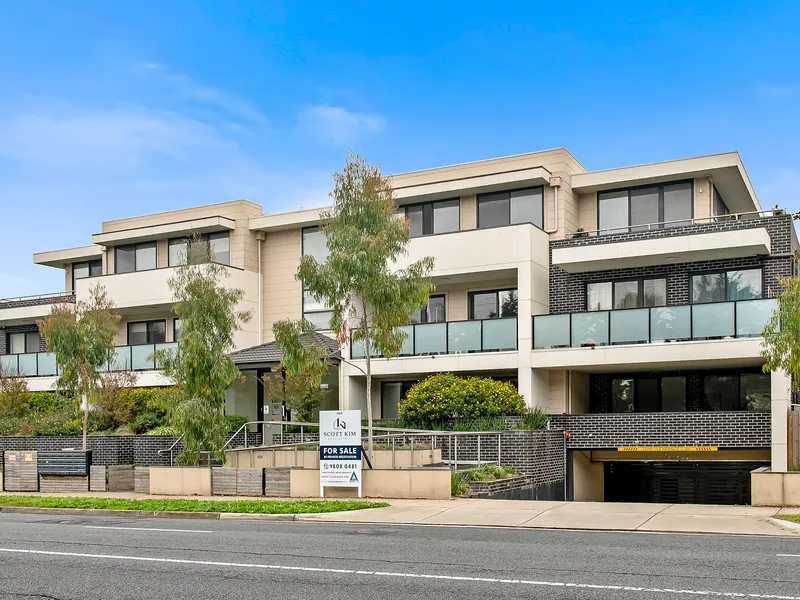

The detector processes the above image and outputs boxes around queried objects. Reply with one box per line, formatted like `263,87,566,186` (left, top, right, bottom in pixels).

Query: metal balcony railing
0,291,75,307
350,317,518,358
533,298,776,349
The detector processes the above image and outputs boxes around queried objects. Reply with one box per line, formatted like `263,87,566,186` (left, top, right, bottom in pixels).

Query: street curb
768,517,800,532
0,506,308,521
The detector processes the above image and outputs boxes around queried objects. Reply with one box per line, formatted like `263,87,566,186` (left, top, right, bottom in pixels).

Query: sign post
319,410,362,498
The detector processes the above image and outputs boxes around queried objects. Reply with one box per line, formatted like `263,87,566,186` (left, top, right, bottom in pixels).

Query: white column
771,369,791,472
516,260,535,407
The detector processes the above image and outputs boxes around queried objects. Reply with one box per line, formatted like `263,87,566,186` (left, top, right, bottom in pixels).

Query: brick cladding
0,325,49,354
548,412,770,449
548,215,795,314
0,432,261,467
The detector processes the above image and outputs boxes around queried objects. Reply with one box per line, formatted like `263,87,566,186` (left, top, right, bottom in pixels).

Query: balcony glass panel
650,305,691,341
610,308,649,344
398,326,414,356
571,312,609,347
154,342,178,368
414,323,446,354
37,352,57,376
132,345,156,370
483,317,517,351
533,314,570,349
110,347,132,372
692,303,735,339
448,321,481,353
17,353,38,377
350,338,378,359
0,354,18,376
736,298,776,338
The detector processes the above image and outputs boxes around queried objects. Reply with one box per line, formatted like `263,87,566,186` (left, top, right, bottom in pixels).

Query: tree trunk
364,333,374,463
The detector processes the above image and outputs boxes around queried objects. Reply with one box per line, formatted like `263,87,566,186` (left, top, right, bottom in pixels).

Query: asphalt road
0,513,798,600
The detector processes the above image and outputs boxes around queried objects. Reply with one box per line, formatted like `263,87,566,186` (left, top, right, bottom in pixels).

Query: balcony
0,343,178,378
0,292,75,326
351,317,518,358
533,299,775,349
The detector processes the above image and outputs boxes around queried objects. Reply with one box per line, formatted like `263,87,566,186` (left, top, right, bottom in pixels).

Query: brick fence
549,412,771,449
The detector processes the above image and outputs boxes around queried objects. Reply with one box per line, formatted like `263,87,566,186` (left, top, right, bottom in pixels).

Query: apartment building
1,148,796,504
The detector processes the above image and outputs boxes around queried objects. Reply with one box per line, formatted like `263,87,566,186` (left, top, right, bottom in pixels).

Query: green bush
27,392,70,413
398,373,526,423
0,376,30,417
451,471,470,496
224,413,249,433
514,407,550,430
462,464,516,482
131,410,166,434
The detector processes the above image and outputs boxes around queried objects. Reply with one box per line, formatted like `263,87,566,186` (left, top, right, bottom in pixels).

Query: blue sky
1,1,798,296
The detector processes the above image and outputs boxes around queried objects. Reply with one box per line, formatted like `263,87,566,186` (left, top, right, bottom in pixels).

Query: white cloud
297,104,385,145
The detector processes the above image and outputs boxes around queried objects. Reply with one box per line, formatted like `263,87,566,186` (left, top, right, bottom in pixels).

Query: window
402,199,460,237
477,187,543,229
411,295,445,324
469,289,517,319
72,260,102,290
713,185,730,220
586,278,667,311
703,373,770,411
115,242,157,273
381,381,417,419
168,232,230,266
598,180,693,234
691,269,762,303
611,375,687,413
302,227,333,329
8,332,40,354
127,320,166,345
173,319,182,342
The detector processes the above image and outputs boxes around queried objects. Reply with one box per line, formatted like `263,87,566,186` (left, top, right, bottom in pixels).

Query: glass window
612,378,634,413
127,322,147,346
406,205,424,238
208,232,230,265
613,281,639,309
73,263,89,280
302,227,330,261
127,321,166,345
72,260,102,290
169,238,187,266
303,290,327,313
9,333,25,354
115,245,136,273
510,188,543,228
727,269,762,301
302,227,333,329
663,182,693,228
661,376,687,412
135,243,157,271
692,273,727,304
629,187,659,232
432,200,460,234
587,282,612,311
635,377,659,413
499,290,518,317
173,319,182,342
740,374,770,412
598,190,628,235
643,278,667,307
703,375,739,411
304,311,333,330
477,192,509,229
470,292,498,320
411,295,446,324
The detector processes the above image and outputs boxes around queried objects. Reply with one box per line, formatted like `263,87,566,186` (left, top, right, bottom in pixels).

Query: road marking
84,526,212,533
777,554,800,557
0,548,798,599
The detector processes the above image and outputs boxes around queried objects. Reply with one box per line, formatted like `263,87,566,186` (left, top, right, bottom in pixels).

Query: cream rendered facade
1,148,796,495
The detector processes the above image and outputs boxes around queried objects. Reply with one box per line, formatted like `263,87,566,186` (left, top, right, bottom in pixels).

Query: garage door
604,461,767,505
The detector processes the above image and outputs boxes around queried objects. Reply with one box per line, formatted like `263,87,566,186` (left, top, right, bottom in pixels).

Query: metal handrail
577,208,791,237
0,291,75,305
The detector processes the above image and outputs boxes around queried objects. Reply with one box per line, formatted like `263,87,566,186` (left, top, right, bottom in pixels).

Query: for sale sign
319,410,362,497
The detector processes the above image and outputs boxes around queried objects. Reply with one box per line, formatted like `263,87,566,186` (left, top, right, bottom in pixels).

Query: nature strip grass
0,495,387,514
780,514,800,523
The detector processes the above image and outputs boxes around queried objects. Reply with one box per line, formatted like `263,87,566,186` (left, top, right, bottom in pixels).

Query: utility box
3,451,38,492
262,402,285,446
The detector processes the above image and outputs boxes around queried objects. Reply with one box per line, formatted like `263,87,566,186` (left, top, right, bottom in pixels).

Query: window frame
585,276,668,311
301,226,333,330
115,242,158,274
689,267,764,304
7,331,41,354
400,198,461,237
467,288,518,320
609,373,688,413
411,294,446,324
71,259,102,291
126,319,167,346
476,186,544,230
167,231,231,267
596,179,695,234
172,318,182,342
702,371,771,412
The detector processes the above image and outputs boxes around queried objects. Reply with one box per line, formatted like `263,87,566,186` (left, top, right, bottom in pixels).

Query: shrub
398,373,526,423
28,392,70,413
0,376,30,418
131,410,166,434
462,464,516,482
224,413,249,433
451,471,470,496
514,407,550,430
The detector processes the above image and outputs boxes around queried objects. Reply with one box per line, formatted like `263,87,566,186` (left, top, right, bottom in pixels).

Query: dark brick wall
549,215,795,314
0,294,75,309
548,412,770,449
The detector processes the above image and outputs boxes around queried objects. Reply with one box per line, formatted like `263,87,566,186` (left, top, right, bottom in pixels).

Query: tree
297,152,435,459
154,242,252,466
267,319,331,422
37,285,120,450
761,267,800,389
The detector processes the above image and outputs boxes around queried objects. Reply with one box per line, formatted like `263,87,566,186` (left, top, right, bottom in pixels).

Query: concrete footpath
1,491,798,536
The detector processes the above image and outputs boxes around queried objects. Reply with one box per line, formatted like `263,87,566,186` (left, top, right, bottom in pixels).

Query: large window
411,295,445,324
477,187,543,229
598,181,693,234
116,242,157,273
168,232,230,266
402,199,460,237
469,289,517,319
8,332,40,354
302,227,333,329
586,277,666,311
127,320,166,346
173,318,182,342
703,373,770,411
611,375,686,413
691,269,762,303
72,260,102,290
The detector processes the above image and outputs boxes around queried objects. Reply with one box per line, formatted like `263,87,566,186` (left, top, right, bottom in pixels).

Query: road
0,513,798,600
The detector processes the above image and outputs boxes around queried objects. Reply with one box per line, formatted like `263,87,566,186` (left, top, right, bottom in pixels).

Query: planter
225,447,442,470
149,466,212,496
751,468,800,506
289,467,450,500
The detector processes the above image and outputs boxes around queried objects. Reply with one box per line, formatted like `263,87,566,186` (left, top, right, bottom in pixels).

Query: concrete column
516,260,534,407
771,369,791,472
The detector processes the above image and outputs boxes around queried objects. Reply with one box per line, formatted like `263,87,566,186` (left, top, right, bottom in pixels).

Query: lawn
0,495,387,514
780,514,800,523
